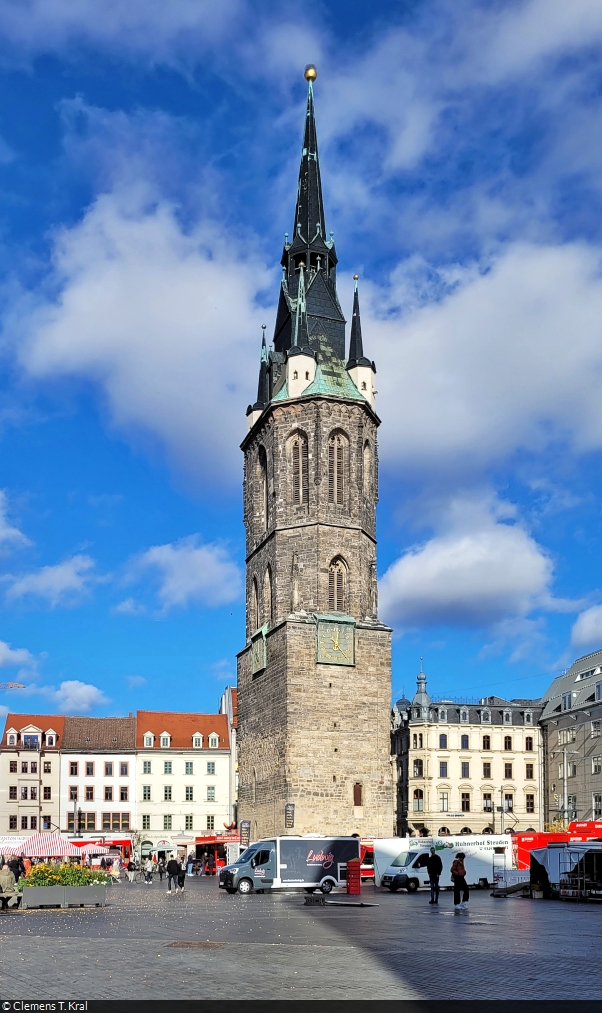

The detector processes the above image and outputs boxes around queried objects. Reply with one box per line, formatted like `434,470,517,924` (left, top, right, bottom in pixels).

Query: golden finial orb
304,64,318,82
353,274,359,280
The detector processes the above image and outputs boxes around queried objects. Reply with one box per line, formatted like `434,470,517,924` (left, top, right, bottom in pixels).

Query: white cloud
127,675,146,688
17,183,269,484
571,605,602,650
379,492,555,630
0,491,30,550
0,0,244,65
112,597,145,616
130,535,242,611
0,640,35,669
368,243,602,476
51,680,108,713
6,554,96,608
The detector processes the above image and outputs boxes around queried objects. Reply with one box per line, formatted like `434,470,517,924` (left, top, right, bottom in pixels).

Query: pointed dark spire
253,325,269,409
294,70,326,245
289,264,311,354
346,275,371,368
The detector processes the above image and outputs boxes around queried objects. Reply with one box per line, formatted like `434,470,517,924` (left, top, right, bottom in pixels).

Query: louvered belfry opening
328,432,345,505
291,433,309,504
263,567,273,624
328,557,346,612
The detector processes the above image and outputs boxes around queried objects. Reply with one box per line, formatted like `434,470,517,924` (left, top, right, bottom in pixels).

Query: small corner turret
346,275,376,407
246,325,269,430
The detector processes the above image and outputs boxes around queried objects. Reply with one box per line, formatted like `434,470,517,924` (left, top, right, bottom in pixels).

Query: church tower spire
238,67,393,841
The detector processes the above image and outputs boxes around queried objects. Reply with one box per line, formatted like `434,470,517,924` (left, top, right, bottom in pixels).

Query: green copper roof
271,344,366,405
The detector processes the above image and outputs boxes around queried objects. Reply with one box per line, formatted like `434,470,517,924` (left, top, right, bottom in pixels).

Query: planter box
64,885,106,907
21,885,107,909
21,886,65,909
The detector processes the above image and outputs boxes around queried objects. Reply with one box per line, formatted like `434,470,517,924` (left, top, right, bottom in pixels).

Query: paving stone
0,877,599,1000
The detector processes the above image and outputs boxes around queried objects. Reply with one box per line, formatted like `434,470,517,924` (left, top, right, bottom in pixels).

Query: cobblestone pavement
0,877,599,1001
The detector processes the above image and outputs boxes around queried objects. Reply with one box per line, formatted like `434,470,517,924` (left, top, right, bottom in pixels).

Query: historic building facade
237,68,393,838
539,649,602,826
0,714,64,834
392,671,544,836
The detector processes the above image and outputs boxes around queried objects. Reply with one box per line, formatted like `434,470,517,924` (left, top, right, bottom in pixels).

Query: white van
375,836,512,892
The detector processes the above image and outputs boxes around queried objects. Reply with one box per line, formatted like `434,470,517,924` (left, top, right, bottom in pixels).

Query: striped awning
17,832,83,857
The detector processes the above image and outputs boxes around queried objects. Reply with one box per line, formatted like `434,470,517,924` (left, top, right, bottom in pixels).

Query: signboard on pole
240,820,251,848
284,803,295,829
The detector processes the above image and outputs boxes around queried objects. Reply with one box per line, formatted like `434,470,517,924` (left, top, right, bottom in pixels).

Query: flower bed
19,864,109,908
21,863,110,888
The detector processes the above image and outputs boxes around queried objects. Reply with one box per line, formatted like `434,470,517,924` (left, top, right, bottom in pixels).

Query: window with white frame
481,710,491,723
439,792,448,812
439,709,446,722
7,734,15,746
46,734,55,746
164,815,172,831
193,735,202,749
503,711,511,724
144,734,153,748
185,815,193,831
593,794,602,818
209,734,219,749
460,710,468,722
160,734,170,748
592,720,601,738
185,762,193,775
562,692,572,711
142,815,150,830
185,786,194,801
207,761,215,775
207,785,215,801
596,681,602,702
207,815,215,831
593,756,602,775
525,712,532,724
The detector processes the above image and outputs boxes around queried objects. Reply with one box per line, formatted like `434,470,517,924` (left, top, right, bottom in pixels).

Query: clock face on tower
316,620,355,666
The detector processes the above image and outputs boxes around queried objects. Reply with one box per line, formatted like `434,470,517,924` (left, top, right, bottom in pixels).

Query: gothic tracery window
363,441,372,498
250,576,259,633
263,566,273,625
328,557,347,612
257,446,268,531
290,431,309,505
328,431,347,505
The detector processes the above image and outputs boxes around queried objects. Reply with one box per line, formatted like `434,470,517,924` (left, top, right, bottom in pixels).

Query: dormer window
160,734,170,749
503,711,512,724
481,710,491,723
193,734,203,749
209,734,219,749
46,735,55,747
144,733,154,748
7,733,16,746
460,710,468,723
525,712,532,724
439,709,446,722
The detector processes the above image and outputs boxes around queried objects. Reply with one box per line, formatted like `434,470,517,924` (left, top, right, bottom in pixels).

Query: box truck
218,835,360,895
375,836,513,892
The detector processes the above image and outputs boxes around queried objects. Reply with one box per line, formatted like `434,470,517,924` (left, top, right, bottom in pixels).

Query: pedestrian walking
451,852,469,910
8,856,24,883
178,858,186,893
126,859,135,883
100,857,106,870
200,853,207,875
166,856,179,894
426,847,443,905
158,858,166,881
186,852,194,877
207,853,215,877
144,858,153,884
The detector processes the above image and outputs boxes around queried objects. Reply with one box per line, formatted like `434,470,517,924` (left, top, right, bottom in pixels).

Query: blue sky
0,0,602,718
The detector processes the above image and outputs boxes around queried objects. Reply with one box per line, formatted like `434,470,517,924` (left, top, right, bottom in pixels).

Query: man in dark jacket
8,857,24,883
426,848,443,904
166,856,180,895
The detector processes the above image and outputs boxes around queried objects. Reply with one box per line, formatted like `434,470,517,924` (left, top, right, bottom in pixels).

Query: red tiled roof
1,714,65,749
135,711,229,749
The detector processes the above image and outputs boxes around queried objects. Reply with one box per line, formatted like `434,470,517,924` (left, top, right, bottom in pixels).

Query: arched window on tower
290,431,309,505
250,576,259,633
257,446,268,531
363,441,372,498
328,557,347,612
263,566,273,625
328,431,347,505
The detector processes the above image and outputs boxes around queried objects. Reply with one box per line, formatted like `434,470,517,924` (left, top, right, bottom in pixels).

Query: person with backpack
451,852,469,910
